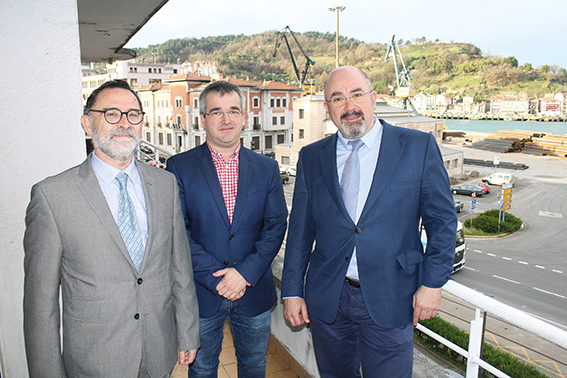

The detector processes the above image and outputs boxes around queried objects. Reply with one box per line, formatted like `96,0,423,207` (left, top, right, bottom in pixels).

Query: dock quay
424,112,567,122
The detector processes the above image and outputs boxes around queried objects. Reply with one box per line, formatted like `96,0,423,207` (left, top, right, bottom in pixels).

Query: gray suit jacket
23,156,200,378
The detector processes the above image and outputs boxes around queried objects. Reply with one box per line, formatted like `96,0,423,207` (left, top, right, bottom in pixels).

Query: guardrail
418,280,567,378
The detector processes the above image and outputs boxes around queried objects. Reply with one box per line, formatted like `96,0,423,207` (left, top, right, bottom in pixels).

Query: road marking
519,261,528,265
487,253,496,257
552,269,563,274
538,211,563,218
502,257,512,261
474,249,483,253
533,287,567,300
464,266,477,271
493,275,521,285
535,265,545,270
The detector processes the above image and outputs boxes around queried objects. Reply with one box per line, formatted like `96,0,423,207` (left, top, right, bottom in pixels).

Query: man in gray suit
23,80,200,378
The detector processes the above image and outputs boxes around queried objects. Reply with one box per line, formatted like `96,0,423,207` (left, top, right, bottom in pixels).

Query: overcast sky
126,0,566,69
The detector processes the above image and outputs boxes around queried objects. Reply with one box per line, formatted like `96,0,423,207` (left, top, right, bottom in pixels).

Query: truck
420,221,466,274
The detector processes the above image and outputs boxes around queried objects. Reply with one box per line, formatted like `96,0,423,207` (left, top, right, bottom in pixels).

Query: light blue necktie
116,172,144,271
340,139,364,222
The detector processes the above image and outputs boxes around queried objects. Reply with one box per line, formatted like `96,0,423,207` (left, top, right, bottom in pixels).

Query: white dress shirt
336,117,383,280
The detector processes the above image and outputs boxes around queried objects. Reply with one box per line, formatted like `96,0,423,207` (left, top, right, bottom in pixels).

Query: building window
281,156,290,165
277,134,285,144
148,68,152,73
253,116,260,131
299,129,305,139
276,98,281,107
146,132,151,142
175,97,183,108
158,132,164,145
167,134,172,146
194,117,199,130
253,97,259,108
272,117,277,125
173,69,178,74
177,115,182,127
194,98,198,108
270,98,275,107
130,78,137,87
195,135,201,146
280,116,285,125
299,109,305,119
251,136,260,151
265,135,273,149
282,98,287,107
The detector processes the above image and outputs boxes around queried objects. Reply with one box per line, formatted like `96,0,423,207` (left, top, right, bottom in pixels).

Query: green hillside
132,31,567,102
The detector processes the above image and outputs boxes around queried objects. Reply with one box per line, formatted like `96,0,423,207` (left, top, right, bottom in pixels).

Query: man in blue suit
166,80,288,378
281,66,457,378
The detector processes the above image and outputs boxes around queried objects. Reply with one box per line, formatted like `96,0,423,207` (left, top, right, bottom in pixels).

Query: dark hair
84,79,142,114
199,80,245,115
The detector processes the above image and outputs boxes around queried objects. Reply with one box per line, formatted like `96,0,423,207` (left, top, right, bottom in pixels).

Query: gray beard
341,118,367,139
91,127,141,162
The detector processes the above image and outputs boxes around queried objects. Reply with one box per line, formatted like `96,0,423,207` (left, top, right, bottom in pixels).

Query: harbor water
443,119,567,135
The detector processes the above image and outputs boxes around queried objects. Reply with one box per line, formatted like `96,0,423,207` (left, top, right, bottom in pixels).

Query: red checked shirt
208,143,240,224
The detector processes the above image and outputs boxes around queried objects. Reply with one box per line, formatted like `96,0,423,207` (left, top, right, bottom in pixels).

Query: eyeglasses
204,110,243,118
89,108,145,125
326,90,373,107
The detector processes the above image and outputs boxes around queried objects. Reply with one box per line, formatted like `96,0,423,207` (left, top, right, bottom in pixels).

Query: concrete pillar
0,0,85,376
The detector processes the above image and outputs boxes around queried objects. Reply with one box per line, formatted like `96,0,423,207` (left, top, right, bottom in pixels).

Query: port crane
272,26,316,94
384,34,418,114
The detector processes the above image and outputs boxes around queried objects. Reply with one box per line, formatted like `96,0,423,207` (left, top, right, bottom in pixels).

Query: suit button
223,261,229,266
229,235,234,240
134,313,140,320
137,278,143,285
345,257,350,264
355,227,361,234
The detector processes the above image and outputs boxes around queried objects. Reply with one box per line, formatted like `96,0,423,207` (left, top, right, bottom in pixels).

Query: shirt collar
207,142,241,163
337,117,383,150
90,152,140,186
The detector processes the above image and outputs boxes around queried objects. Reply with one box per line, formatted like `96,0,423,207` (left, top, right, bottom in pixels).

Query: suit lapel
196,145,231,228
137,161,155,273
359,122,404,221
319,135,352,221
77,157,135,269
231,148,252,228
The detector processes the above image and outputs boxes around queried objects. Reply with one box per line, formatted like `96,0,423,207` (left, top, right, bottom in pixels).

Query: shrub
466,209,522,234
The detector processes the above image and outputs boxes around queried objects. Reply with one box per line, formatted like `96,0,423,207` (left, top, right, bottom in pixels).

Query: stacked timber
470,130,567,157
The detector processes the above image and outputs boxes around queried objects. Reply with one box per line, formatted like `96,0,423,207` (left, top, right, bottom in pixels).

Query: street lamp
329,5,346,68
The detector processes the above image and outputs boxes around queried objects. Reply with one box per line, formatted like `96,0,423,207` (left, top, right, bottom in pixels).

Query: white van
482,173,515,186
420,221,466,273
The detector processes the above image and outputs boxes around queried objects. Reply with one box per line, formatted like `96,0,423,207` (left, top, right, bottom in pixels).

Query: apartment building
81,59,181,102
489,96,534,115
539,97,562,115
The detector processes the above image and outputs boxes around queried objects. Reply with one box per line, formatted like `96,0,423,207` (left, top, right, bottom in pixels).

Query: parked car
454,199,464,213
482,173,515,186
280,171,289,184
474,182,491,193
139,145,153,154
286,166,297,176
451,184,486,196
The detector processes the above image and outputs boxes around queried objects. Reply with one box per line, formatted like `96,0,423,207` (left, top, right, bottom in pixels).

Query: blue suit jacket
167,144,288,318
281,121,457,328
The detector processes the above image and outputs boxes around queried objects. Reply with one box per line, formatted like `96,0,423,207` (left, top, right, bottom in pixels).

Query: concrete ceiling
78,0,169,62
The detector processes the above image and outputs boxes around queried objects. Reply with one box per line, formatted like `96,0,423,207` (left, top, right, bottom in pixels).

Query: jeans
188,299,271,378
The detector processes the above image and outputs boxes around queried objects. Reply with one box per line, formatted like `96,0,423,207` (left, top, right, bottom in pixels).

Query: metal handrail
417,280,567,378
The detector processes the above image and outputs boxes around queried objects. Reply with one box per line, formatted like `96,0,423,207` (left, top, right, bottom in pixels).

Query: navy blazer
167,144,288,318
281,121,457,328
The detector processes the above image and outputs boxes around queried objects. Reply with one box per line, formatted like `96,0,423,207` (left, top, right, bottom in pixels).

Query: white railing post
466,308,483,378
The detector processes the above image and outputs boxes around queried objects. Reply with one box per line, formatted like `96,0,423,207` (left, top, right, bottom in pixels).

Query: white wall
0,0,86,376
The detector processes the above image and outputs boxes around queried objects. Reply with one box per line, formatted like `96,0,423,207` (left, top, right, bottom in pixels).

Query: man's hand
412,285,442,325
213,268,247,301
178,349,197,365
283,297,310,327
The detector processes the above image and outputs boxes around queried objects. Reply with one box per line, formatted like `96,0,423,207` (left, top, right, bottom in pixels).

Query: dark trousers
309,281,414,378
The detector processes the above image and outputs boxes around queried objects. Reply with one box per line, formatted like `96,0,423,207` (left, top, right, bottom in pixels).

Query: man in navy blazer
282,66,457,378
166,80,288,377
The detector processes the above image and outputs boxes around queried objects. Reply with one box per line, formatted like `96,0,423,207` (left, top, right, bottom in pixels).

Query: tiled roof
165,72,212,82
